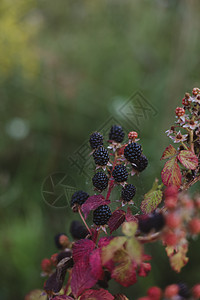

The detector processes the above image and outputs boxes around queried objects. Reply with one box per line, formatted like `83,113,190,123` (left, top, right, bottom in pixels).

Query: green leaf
177,150,199,170
126,237,142,264
101,237,126,265
141,180,163,214
122,221,137,237
161,157,182,187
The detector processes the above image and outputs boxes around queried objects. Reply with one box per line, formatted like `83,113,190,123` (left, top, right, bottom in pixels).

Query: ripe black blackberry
178,283,190,299
132,154,148,172
138,212,165,234
124,142,142,163
70,220,89,240
121,184,136,202
92,172,109,192
89,131,103,149
112,164,128,183
109,125,125,143
54,233,69,249
93,146,109,166
93,205,112,226
71,190,89,207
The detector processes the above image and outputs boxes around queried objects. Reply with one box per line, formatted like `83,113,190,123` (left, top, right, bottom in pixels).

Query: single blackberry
89,131,103,149
132,154,148,172
124,142,142,163
138,212,165,234
92,172,109,192
178,283,190,299
109,125,125,143
93,205,112,226
121,184,136,202
93,146,109,166
54,233,69,249
70,220,89,240
71,190,89,207
112,164,128,183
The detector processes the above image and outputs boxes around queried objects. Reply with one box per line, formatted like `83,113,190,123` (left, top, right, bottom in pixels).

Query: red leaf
161,157,182,187
89,249,104,280
137,262,151,277
161,145,177,160
80,289,114,300
81,195,110,219
108,210,126,234
177,150,199,170
54,296,74,300
98,236,114,249
71,257,97,298
125,207,137,222
72,239,95,263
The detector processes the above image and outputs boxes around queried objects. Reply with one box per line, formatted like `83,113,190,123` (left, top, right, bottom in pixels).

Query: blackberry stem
78,207,92,235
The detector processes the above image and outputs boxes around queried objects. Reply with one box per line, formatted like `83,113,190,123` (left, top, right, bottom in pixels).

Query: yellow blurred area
0,0,39,78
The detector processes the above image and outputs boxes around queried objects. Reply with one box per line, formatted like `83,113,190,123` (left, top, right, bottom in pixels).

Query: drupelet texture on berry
70,220,89,240
112,164,128,182
92,172,109,192
121,184,136,202
109,125,125,143
132,154,148,172
71,190,89,207
93,146,109,166
124,142,142,163
93,204,112,225
89,132,103,149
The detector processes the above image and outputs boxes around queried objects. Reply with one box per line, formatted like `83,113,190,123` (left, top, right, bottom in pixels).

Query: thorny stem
78,207,92,235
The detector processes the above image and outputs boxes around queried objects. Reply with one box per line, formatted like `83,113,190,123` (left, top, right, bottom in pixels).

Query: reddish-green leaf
101,237,126,265
161,144,177,160
141,183,163,214
108,210,126,234
170,251,189,273
25,290,46,300
122,221,137,237
80,289,114,300
177,150,199,170
161,157,182,187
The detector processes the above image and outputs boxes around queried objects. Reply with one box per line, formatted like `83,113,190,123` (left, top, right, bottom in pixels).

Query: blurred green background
1,0,200,299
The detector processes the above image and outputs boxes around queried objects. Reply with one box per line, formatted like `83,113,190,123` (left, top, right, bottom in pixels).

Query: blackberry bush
29,90,200,300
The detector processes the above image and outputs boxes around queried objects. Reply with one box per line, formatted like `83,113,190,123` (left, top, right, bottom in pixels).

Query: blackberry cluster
124,142,142,163
93,146,109,166
109,125,125,143
92,172,109,192
71,190,89,207
70,220,89,240
138,212,165,234
89,132,103,149
112,164,128,183
93,205,112,226
132,154,148,172
121,184,136,202
54,233,68,249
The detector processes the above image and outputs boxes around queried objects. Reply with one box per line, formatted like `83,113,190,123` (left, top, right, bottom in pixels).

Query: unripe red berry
189,219,200,234
166,213,181,229
41,258,52,272
164,186,178,198
128,131,138,140
147,286,162,300
175,107,185,117
192,284,200,299
165,197,177,209
164,284,179,298
182,97,189,106
192,87,200,96
50,253,58,266
164,232,177,246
